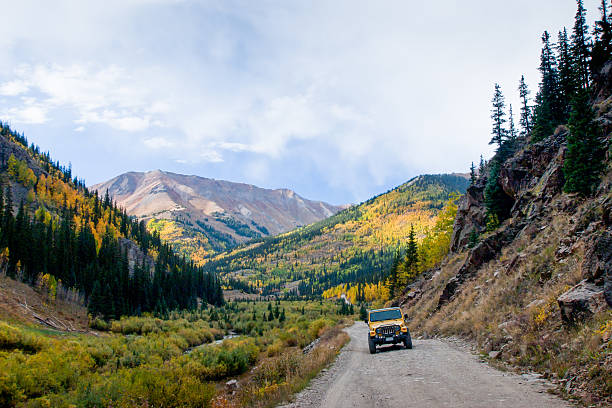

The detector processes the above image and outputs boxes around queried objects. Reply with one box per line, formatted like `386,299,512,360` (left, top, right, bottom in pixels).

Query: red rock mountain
91,170,345,246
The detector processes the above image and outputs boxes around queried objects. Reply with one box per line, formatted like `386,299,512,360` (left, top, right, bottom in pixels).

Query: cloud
0,79,30,96
2,63,161,131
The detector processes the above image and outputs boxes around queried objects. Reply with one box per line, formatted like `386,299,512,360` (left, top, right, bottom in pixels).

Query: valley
0,0,610,407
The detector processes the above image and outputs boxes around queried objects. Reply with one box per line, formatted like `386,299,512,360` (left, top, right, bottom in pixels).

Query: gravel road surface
279,322,571,408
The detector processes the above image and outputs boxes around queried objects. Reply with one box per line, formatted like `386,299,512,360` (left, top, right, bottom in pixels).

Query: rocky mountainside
92,170,345,259
399,62,612,406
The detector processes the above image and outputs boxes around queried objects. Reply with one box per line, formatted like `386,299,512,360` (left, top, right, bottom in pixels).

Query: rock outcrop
581,230,612,306
557,281,607,324
450,180,487,252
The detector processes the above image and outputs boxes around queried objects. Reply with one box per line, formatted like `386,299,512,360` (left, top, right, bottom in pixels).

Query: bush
0,322,46,353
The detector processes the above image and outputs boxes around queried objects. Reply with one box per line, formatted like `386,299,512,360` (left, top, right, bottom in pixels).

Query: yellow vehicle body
366,307,412,354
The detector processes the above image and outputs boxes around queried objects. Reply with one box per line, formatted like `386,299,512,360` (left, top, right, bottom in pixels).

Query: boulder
557,280,607,324
225,379,239,391
581,230,612,306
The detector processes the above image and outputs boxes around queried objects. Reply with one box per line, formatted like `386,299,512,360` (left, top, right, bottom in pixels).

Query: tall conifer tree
563,89,605,195
558,28,579,119
591,0,612,73
518,75,532,136
489,83,507,148
571,0,592,89
532,31,562,142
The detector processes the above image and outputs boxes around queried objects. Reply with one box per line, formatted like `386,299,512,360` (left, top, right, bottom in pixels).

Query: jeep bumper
370,333,409,345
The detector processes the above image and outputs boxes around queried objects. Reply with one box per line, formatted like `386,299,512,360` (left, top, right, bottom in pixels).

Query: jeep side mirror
403,314,410,320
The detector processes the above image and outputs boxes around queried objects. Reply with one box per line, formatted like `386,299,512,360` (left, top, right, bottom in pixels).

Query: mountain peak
91,171,345,256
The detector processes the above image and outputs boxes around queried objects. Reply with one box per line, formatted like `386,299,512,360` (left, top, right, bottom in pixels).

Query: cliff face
400,63,612,406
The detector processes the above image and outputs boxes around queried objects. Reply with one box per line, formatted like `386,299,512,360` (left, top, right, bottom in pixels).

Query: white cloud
0,79,29,96
143,136,175,149
3,63,161,131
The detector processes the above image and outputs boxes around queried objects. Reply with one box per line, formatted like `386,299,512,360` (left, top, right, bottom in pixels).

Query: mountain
91,170,345,261
203,173,470,298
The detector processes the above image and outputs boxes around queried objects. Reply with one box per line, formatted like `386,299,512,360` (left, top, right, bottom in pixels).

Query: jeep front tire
368,337,376,354
403,333,413,349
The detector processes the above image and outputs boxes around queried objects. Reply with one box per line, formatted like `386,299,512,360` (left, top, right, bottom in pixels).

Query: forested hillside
205,174,469,300
0,126,223,321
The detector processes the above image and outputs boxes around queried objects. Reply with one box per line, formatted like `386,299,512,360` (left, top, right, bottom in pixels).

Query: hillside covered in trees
0,126,224,321
204,174,469,300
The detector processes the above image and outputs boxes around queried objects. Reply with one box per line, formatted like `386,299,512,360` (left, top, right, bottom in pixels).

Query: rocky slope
398,63,612,406
92,170,345,258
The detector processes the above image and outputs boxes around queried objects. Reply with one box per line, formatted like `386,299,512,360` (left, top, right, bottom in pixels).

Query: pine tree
571,0,592,89
591,0,612,74
386,250,401,299
359,304,367,322
532,31,562,142
563,89,606,195
508,104,517,141
470,162,477,185
489,83,507,148
478,155,485,177
402,225,419,285
558,28,579,120
518,75,532,136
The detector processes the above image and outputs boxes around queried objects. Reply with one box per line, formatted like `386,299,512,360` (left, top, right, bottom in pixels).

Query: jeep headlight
375,328,381,334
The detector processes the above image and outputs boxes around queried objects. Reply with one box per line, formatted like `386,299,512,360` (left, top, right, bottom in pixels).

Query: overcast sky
0,0,603,204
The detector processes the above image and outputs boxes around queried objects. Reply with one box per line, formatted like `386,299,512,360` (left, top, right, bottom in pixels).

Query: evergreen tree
591,0,612,73
571,0,592,89
508,104,517,141
470,162,477,185
386,250,401,299
558,28,579,120
563,89,606,195
532,31,562,142
489,83,507,148
478,155,485,177
518,75,532,136
359,304,368,322
402,225,419,285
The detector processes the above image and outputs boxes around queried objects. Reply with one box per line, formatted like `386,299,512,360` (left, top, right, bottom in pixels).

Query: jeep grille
377,325,399,336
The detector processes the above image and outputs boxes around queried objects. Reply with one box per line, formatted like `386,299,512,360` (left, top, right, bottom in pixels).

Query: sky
0,0,605,205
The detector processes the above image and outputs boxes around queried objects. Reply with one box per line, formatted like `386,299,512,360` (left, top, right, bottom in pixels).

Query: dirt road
279,322,571,408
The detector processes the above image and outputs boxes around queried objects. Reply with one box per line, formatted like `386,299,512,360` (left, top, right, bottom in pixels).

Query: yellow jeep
366,307,412,354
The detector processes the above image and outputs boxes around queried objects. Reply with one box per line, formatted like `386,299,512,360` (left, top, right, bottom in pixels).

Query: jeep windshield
370,309,402,322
